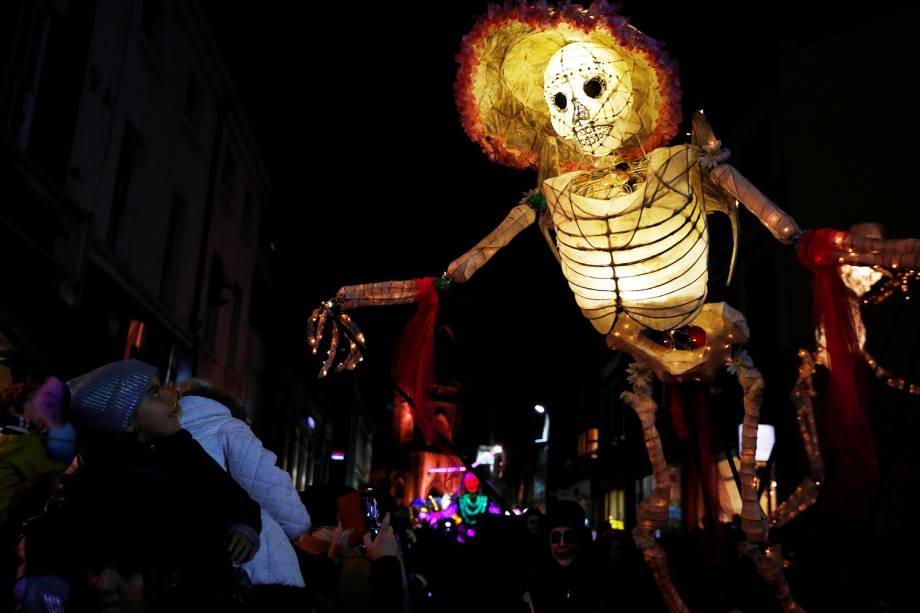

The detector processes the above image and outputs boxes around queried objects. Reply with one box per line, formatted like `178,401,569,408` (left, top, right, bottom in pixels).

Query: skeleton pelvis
606,303,750,382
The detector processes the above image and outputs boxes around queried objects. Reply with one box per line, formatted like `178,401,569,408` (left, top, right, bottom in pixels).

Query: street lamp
535,405,550,444
533,404,550,510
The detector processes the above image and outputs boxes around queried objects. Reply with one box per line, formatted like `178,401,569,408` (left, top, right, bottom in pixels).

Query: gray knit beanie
66,360,159,432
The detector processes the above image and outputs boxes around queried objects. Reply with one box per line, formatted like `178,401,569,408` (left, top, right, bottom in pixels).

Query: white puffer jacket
180,396,311,587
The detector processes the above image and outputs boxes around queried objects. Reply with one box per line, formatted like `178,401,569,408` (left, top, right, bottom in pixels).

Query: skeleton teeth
575,123,612,147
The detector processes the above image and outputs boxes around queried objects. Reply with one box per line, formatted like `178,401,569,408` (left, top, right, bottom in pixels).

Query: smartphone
337,489,381,548
362,491,381,540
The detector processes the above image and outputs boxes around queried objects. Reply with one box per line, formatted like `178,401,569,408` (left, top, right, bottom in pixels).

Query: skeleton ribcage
545,146,709,334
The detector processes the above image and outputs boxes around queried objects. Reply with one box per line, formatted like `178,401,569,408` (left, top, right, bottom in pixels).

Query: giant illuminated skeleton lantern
307,4,920,611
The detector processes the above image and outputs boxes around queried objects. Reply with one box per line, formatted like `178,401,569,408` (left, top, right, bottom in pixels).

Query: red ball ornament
661,336,673,349
687,326,707,349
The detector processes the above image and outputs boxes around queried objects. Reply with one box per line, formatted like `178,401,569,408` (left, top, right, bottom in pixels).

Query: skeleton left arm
709,163,801,245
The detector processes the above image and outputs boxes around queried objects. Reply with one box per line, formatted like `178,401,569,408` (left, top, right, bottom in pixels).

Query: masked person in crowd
525,500,602,612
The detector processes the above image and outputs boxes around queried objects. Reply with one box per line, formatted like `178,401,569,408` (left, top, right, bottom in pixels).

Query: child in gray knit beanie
16,360,263,612
26,360,177,436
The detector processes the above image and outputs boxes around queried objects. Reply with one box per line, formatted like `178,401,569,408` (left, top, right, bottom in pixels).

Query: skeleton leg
730,352,804,612
621,365,689,613
772,350,824,528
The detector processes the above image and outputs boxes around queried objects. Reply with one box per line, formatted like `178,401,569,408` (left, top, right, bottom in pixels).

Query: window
586,428,599,457
578,427,599,458
159,193,188,311
107,121,144,258
604,489,625,530
182,71,203,132
0,0,50,148
123,319,146,360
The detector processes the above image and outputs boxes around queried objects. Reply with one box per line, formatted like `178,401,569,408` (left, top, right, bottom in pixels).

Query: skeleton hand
307,299,365,378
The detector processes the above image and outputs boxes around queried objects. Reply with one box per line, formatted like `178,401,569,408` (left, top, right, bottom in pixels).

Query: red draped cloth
798,229,877,509
392,277,446,445
669,384,719,535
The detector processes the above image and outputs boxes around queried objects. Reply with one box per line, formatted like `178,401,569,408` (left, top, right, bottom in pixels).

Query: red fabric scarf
392,278,444,445
797,229,877,504
669,384,719,533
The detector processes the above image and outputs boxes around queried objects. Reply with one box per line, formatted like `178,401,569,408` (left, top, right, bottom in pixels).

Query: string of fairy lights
860,266,920,395
860,267,918,305
772,349,824,528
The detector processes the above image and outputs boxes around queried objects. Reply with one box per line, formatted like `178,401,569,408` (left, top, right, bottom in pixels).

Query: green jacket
0,430,63,526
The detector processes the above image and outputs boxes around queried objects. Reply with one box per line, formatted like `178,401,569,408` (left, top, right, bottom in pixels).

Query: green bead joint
527,191,547,211
435,276,451,292
327,298,342,314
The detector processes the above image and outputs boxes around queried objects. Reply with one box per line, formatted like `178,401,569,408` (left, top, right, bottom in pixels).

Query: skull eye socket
583,77,605,99
553,92,567,110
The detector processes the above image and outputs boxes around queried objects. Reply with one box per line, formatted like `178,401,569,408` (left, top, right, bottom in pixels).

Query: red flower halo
455,1,682,170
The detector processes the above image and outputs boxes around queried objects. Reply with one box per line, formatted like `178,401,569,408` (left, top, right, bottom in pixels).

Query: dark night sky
199,2,920,459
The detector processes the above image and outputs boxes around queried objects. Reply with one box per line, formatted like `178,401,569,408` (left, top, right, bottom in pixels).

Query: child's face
135,376,180,439
526,514,541,535
87,566,144,613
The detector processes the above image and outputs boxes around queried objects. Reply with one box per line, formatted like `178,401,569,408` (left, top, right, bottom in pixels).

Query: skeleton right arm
311,201,540,375
446,203,538,282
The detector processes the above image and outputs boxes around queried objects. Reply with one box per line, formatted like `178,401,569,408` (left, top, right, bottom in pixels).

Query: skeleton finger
307,305,323,352
340,314,366,370
338,313,366,351
319,321,339,378
335,339,359,374
313,307,329,356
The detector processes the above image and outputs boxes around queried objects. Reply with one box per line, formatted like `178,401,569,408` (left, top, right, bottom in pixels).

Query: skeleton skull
544,42,640,157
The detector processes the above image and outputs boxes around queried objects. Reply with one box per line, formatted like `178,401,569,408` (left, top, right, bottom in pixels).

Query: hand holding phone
362,492,381,540
326,522,353,563
363,512,400,561
337,490,382,548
